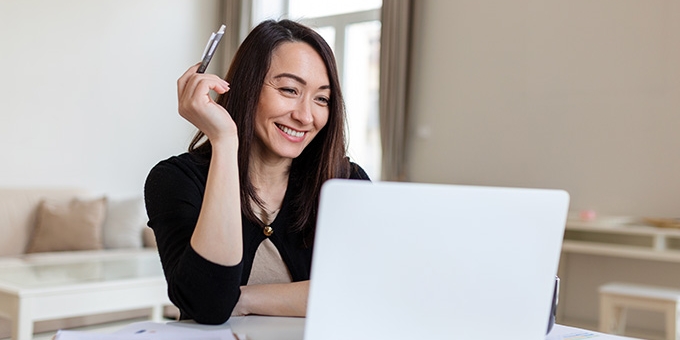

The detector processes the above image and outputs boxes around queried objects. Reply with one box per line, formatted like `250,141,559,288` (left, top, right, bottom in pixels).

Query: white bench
599,282,680,340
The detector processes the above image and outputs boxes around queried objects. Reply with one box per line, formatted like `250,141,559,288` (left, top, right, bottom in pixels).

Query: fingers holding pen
177,64,235,140
178,65,229,114
178,63,230,100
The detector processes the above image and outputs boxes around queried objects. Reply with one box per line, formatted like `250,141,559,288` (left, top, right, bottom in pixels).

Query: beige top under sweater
246,207,293,285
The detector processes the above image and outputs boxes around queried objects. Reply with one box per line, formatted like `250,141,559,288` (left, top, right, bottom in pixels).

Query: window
250,0,383,180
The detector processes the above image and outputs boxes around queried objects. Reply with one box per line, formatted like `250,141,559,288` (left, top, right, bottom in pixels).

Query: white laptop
305,180,569,340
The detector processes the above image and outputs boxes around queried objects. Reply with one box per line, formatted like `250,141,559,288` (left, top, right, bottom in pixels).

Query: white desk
0,251,171,340
47,315,637,340
226,317,632,340
161,316,634,340
228,316,305,340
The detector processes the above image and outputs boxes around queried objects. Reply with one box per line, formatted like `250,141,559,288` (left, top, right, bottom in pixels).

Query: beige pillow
27,197,107,253
102,196,147,249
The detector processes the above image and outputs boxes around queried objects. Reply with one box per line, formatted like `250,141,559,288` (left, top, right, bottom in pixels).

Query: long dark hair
189,19,351,243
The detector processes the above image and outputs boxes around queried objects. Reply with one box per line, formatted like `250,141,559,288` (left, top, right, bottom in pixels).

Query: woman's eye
280,87,297,95
316,96,330,106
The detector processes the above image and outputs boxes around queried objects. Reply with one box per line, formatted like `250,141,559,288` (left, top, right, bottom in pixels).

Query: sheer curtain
379,0,413,181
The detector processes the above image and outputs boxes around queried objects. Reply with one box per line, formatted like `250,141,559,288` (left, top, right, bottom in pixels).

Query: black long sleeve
144,152,370,324
144,153,242,324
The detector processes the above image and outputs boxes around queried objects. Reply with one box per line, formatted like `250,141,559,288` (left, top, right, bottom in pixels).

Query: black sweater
144,152,369,324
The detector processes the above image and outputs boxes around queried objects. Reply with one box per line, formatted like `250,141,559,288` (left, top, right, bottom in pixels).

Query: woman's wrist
233,285,251,316
210,133,239,153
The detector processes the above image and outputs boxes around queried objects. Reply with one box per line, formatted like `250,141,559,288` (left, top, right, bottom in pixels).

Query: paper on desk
547,324,639,340
54,321,238,340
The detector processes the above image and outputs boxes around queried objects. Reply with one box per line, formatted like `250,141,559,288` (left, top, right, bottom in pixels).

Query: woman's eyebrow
273,73,330,90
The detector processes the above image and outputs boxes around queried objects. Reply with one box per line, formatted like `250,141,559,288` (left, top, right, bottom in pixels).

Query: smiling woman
254,43,331,161
251,0,384,179
143,19,370,325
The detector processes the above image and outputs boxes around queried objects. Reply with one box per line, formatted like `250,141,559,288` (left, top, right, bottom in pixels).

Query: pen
232,331,247,340
197,24,226,74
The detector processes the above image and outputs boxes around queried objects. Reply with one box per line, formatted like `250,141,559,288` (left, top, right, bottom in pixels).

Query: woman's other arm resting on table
233,280,309,317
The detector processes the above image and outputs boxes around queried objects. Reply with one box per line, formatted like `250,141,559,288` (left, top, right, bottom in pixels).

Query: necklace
263,225,274,237
252,201,279,237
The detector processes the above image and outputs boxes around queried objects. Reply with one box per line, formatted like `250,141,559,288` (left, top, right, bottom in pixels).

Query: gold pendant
263,225,273,237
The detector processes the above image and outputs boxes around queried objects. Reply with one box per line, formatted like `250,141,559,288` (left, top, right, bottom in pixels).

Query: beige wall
408,0,680,217
2,0,678,216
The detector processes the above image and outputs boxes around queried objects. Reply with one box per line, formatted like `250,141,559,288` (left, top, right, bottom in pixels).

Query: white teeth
277,124,305,138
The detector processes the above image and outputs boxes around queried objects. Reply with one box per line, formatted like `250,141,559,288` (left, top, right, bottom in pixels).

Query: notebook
305,180,569,340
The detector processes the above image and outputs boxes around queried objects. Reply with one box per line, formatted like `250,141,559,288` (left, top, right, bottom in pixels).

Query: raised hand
177,63,236,146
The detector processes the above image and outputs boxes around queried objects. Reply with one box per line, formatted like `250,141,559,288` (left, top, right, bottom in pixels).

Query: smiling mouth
276,123,305,138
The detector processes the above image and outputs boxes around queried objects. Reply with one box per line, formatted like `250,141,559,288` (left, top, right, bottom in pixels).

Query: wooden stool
599,282,680,340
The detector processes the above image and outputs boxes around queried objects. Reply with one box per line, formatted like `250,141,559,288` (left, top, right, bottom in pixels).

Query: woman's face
253,41,331,162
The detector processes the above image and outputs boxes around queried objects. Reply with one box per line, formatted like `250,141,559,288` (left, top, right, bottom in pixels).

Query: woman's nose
291,99,314,125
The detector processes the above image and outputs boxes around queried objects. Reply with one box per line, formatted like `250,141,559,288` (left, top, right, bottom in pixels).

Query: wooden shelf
563,216,680,258
562,240,680,263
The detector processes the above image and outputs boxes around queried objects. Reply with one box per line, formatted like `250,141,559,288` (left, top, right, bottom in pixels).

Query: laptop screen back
305,180,569,340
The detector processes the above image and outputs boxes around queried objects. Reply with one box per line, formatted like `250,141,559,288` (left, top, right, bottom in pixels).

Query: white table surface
148,316,636,340
227,316,305,340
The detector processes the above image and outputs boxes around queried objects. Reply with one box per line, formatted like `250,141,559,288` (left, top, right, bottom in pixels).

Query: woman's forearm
233,280,310,317
190,139,243,266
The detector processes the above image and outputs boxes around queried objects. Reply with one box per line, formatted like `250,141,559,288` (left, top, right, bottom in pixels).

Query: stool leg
614,305,628,335
600,294,612,333
600,294,627,334
666,302,679,340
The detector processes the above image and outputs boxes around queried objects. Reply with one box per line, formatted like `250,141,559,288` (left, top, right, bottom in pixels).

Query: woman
144,19,369,325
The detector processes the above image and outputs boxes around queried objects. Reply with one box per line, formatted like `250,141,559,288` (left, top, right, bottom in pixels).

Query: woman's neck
249,157,290,189
249,148,291,217
249,138,292,189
